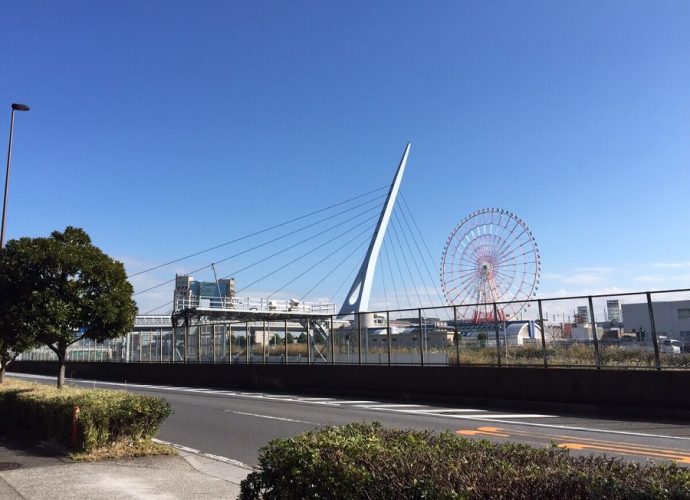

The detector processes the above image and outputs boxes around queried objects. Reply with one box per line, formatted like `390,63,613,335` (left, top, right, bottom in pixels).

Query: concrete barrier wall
9,361,690,417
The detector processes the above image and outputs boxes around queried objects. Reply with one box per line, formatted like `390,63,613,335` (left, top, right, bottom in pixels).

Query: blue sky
2,1,690,313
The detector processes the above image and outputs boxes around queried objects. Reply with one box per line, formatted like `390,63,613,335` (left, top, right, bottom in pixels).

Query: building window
678,309,690,320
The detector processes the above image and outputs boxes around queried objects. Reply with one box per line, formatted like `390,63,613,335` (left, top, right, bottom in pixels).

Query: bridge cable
268,226,374,300
385,223,412,309
133,201,383,297
235,221,378,295
394,209,438,309
299,236,370,302
382,242,401,310
128,185,388,278
396,196,447,307
217,208,381,281
389,217,421,307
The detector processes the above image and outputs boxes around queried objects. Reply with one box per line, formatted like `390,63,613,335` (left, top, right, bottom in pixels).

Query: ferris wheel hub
480,261,492,276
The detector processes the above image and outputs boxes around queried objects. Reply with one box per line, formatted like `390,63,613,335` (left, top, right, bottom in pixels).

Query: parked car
659,338,681,354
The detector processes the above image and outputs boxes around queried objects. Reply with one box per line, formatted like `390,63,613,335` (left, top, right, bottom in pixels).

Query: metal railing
174,295,336,315
19,288,690,369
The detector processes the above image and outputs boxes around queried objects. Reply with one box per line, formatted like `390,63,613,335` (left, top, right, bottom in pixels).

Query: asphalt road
10,373,690,468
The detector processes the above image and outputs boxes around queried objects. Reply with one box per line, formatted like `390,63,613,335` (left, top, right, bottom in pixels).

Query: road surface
10,373,690,468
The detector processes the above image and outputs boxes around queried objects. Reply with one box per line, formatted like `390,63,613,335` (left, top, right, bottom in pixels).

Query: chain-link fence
18,288,690,369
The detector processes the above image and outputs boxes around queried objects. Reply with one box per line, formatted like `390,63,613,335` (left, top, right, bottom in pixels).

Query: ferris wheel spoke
494,260,537,269
497,237,533,263
443,271,482,297
495,247,536,267
446,272,481,290
495,228,528,260
493,218,521,255
448,268,480,281
450,276,485,305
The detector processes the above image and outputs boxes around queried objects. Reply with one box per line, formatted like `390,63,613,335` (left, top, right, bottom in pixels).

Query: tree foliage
0,227,137,387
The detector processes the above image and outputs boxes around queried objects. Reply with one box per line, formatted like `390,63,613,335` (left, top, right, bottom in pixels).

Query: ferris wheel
440,208,540,322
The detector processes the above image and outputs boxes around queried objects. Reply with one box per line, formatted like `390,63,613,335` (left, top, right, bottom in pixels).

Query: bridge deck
172,296,336,323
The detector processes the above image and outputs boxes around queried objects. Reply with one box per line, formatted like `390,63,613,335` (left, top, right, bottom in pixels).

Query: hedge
240,422,690,499
0,380,171,452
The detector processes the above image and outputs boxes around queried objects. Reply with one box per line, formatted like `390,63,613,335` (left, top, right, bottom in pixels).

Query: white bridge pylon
338,142,411,318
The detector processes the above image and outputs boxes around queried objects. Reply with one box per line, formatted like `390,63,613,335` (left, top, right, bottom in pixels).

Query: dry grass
69,437,177,462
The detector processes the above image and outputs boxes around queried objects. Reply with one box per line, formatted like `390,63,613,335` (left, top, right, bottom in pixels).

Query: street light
1,103,30,248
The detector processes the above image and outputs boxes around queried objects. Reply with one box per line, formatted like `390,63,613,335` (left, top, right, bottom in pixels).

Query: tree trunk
57,344,67,389
0,364,5,384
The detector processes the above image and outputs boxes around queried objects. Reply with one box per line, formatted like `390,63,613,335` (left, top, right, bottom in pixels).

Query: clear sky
2,1,690,314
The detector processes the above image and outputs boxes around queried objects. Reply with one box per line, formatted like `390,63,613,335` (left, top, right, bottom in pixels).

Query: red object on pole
71,406,80,448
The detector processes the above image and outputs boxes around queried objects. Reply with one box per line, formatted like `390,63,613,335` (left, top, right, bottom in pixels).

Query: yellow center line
457,429,509,437
455,426,690,463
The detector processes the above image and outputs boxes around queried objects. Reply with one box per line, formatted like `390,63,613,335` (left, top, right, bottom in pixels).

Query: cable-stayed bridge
132,143,447,324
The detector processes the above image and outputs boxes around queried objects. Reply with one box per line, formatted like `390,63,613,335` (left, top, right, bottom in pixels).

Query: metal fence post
212,324,216,364
357,313,362,365
306,320,312,364
183,323,188,363
159,328,163,362
418,309,425,367
263,321,267,365
588,296,601,369
245,322,250,364
228,324,232,361
284,318,289,364
197,324,201,363
538,300,548,368
386,311,392,366
171,325,175,363
647,292,661,370
453,306,460,366
330,316,335,365
493,303,502,367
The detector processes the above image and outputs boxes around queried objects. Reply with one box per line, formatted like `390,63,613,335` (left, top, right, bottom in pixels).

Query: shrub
240,422,690,499
0,379,171,452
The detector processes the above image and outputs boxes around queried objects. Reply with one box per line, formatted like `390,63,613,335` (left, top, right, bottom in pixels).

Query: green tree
0,227,137,388
0,297,39,384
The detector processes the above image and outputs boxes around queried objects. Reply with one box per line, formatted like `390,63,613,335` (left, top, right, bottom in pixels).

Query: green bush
0,380,171,452
240,422,690,499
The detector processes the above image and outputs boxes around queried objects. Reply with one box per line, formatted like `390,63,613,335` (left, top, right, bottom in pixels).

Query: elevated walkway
172,295,336,324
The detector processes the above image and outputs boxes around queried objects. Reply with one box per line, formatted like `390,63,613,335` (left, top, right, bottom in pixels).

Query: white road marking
474,419,690,442
353,403,429,409
11,373,690,442
227,410,320,425
412,409,487,413
153,438,254,470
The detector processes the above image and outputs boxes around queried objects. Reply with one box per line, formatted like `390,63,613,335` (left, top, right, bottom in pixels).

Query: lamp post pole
2,103,30,248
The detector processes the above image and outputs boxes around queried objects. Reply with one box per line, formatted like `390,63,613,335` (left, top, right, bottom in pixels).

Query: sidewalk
0,435,251,499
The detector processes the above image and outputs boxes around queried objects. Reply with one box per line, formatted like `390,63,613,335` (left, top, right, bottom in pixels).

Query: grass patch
69,437,177,462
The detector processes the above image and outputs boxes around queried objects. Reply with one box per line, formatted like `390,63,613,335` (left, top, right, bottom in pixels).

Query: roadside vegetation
0,379,173,460
240,422,690,499
0,226,137,387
